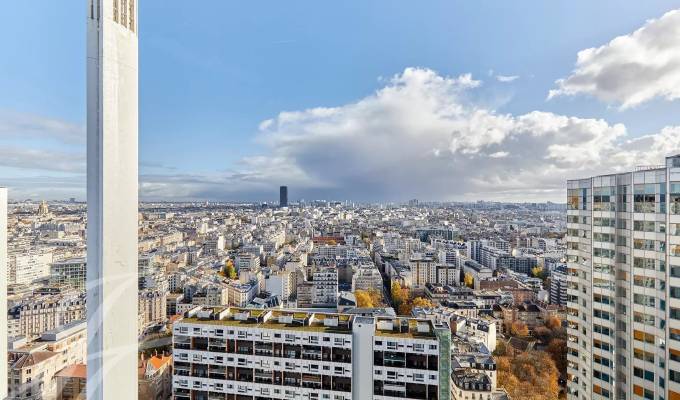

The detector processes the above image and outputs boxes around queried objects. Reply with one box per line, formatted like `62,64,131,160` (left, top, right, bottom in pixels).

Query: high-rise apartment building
86,0,139,398
172,307,451,400
280,186,288,208
566,155,680,400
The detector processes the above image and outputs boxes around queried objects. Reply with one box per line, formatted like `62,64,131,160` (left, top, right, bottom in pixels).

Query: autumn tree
497,351,560,400
463,272,474,288
545,316,562,330
355,290,375,308
223,260,237,280
547,339,567,378
398,296,434,316
412,297,433,309
391,281,409,311
493,340,507,356
367,288,382,306
508,321,529,338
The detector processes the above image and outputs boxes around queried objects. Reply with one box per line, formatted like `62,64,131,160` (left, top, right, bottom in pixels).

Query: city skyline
2,2,680,202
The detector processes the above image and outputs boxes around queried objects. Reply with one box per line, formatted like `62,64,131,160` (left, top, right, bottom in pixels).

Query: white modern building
566,155,680,400
172,307,452,400
86,0,139,398
8,250,54,285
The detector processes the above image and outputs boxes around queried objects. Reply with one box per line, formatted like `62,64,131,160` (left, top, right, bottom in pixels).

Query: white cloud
0,110,85,144
549,9,680,109
496,75,519,83
143,67,680,202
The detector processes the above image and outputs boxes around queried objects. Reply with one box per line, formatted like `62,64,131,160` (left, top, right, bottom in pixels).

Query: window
113,0,119,22
121,0,128,27
129,0,135,32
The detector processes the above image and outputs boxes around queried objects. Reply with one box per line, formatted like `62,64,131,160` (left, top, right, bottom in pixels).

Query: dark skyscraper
279,186,288,207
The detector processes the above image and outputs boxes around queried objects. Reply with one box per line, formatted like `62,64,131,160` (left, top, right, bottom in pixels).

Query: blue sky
2,1,680,201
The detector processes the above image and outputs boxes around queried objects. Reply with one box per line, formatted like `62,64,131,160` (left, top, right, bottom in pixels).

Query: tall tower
87,1,139,399
280,185,288,207
0,188,7,400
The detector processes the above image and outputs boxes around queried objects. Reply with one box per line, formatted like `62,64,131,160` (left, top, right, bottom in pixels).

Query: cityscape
3,1,680,400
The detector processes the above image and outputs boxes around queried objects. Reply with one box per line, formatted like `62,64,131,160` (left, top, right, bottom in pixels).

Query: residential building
7,321,87,399
138,354,173,400
566,155,680,400
172,307,452,400
56,364,86,400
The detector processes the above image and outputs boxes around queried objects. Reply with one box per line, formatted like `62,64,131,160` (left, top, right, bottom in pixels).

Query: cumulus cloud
549,9,680,109
143,67,680,202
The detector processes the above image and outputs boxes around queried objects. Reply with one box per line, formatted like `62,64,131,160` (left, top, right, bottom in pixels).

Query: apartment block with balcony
566,155,680,400
172,306,451,400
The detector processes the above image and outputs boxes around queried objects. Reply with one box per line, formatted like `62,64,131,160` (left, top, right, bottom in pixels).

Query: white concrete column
86,0,139,399
0,187,7,400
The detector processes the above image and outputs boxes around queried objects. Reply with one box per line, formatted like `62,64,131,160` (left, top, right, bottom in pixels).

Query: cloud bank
142,67,680,202
549,9,680,109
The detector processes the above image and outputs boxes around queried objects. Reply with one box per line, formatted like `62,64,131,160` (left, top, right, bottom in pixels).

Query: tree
509,321,529,338
464,272,474,288
411,297,434,309
493,340,507,357
531,266,544,278
497,351,560,400
534,326,552,343
223,260,237,280
399,296,434,316
391,281,409,311
547,339,567,378
545,316,562,330
367,288,382,306
355,290,375,308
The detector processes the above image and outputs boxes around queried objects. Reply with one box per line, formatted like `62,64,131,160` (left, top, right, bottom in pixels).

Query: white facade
8,250,53,285
172,307,451,400
86,1,139,398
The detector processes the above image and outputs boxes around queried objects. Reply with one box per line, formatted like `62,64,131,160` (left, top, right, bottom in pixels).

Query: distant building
138,354,173,400
279,185,288,207
56,364,86,400
297,267,338,308
50,258,86,291
549,270,567,306
8,250,54,285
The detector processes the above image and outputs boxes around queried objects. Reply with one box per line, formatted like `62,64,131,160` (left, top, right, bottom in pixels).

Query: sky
2,1,680,202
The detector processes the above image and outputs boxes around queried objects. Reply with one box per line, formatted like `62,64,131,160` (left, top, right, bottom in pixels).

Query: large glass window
671,183,680,215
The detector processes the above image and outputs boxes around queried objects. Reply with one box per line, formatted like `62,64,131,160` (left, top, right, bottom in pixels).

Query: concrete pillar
86,1,139,398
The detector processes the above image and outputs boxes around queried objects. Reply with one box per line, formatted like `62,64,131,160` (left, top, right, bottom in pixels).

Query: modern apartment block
172,307,451,400
566,155,680,400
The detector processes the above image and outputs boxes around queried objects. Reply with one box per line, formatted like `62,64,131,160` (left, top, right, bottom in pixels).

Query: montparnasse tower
86,1,139,399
